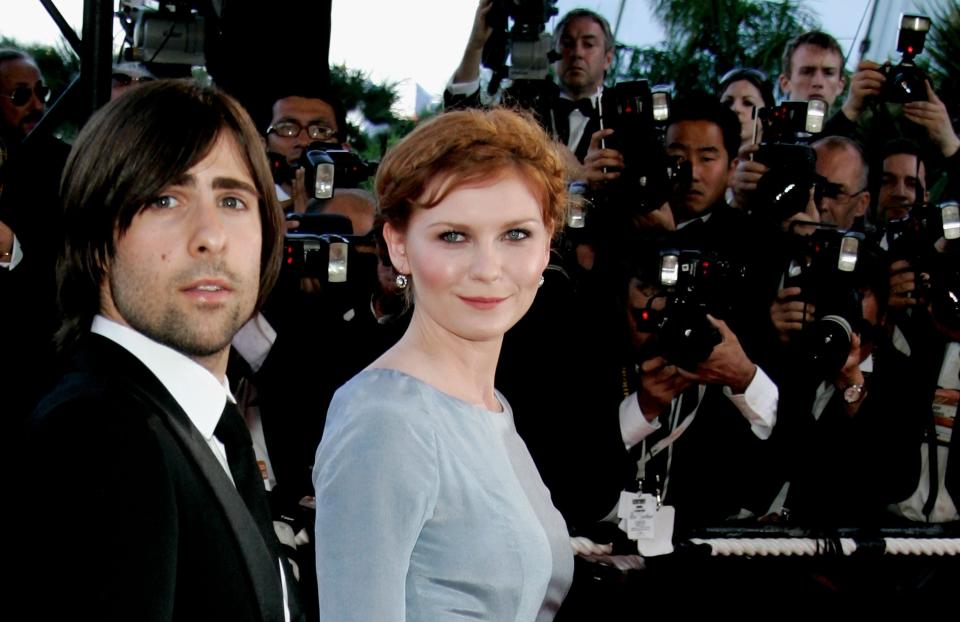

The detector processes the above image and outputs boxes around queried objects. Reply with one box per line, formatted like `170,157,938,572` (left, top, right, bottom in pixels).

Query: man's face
814,144,869,229
666,120,734,220
779,44,845,107
266,96,339,167
0,58,46,139
555,16,612,99
878,153,927,223
100,133,263,375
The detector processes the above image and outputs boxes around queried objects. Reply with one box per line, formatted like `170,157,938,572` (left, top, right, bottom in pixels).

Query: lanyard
637,384,705,501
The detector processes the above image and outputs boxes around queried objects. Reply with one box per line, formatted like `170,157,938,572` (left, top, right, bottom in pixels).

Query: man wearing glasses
264,88,345,203
812,135,871,230
0,49,49,147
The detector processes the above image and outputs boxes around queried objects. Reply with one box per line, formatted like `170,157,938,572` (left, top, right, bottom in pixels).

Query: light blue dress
313,368,573,621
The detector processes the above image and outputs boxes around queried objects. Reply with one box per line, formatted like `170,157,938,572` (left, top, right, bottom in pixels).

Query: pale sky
2,0,911,116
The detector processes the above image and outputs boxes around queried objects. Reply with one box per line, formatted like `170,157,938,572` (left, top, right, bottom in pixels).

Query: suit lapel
84,335,287,622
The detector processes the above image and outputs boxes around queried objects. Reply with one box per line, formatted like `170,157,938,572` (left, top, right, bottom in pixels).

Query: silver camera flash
660,254,679,286
838,234,860,272
941,200,960,240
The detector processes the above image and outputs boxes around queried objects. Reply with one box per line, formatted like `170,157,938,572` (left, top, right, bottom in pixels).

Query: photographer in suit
446,1,613,163
21,80,301,621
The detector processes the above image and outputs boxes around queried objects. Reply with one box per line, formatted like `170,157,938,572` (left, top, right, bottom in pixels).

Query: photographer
446,2,612,163
777,249,929,526
263,85,348,207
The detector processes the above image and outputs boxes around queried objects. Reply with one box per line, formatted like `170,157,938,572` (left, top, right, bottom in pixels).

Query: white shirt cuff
446,76,480,97
618,391,661,451
0,235,23,270
722,366,778,440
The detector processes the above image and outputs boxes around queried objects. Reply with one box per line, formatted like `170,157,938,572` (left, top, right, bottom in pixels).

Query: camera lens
803,314,852,378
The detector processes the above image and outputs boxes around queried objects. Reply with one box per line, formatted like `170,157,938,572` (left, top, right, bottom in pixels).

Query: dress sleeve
313,395,440,622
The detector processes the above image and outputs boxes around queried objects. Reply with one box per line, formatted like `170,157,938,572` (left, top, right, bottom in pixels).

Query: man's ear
778,73,791,99
855,190,870,218
382,221,410,275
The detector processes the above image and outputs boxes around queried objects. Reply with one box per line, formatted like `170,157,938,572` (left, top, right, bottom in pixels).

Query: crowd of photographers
2,1,959,615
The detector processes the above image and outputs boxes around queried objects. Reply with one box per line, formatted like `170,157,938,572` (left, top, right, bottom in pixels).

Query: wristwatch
842,383,865,404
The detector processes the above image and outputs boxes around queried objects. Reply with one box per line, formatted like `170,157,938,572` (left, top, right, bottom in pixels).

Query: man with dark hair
21,79,301,621
0,48,70,424
778,30,846,108
445,1,614,161
263,86,347,203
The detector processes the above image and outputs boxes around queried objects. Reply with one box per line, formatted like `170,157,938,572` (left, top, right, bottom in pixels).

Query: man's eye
505,229,530,241
148,195,178,209
440,231,465,243
221,196,248,210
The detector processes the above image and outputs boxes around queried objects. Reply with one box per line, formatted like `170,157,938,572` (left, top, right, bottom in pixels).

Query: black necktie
214,401,278,551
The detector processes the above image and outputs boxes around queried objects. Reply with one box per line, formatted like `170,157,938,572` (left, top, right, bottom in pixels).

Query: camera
887,199,960,330
283,213,377,287
632,249,746,370
782,226,866,379
269,142,377,201
751,101,826,223
481,0,560,117
880,14,931,104
595,81,686,215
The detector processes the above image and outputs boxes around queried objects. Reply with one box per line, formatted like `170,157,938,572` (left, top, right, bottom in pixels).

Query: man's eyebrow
697,146,720,154
168,173,195,188
213,177,258,195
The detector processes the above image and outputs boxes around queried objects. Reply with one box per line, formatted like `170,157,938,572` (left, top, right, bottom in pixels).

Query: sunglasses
111,73,155,87
4,83,51,107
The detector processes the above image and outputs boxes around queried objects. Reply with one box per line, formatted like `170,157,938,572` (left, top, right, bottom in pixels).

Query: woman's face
383,170,552,344
720,79,765,145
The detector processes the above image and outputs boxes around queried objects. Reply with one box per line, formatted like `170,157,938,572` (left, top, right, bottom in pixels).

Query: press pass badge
635,505,675,557
626,493,657,540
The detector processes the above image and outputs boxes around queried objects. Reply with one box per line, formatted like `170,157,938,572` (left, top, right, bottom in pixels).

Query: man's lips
181,279,233,301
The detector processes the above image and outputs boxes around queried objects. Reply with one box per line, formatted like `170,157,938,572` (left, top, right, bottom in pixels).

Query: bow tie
556,97,596,119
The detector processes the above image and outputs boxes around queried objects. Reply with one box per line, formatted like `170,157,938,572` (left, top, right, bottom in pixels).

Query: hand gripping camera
751,101,826,223
632,249,746,370
881,14,932,104
783,226,867,379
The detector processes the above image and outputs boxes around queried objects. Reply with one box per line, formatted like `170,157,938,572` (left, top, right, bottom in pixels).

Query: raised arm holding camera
446,2,613,163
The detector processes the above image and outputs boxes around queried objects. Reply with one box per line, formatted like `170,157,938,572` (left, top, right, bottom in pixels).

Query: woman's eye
505,229,530,241
440,231,466,243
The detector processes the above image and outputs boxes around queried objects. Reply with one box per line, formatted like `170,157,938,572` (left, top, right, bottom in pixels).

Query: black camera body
880,14,932,104
633,249,745,370
283,213,377,286
751,101,825,223
887,200,960,331
597,80,685,215
269,142,377,201
783,227,865,379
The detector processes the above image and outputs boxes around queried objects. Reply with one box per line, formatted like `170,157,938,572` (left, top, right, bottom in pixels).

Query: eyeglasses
111,72,155,87
818,180,868,203
4,83,51,107
266,121,337,142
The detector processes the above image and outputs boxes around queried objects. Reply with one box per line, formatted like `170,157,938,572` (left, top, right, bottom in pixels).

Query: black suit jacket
20,335,299,621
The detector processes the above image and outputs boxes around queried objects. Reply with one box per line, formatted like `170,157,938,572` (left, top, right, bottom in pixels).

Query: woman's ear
382,221,410,275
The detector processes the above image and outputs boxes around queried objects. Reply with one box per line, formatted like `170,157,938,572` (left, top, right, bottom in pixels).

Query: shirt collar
91,315,233,442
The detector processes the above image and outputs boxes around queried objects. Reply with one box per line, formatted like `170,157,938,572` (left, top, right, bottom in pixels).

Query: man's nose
189,202,228,256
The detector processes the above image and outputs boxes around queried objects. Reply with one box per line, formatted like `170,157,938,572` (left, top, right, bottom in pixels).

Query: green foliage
329,63,423,163
922,0,960,117
0,36,79,98
611,0,818,95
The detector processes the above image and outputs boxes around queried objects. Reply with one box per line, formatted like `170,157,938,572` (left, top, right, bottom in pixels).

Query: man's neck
561,84,601,101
